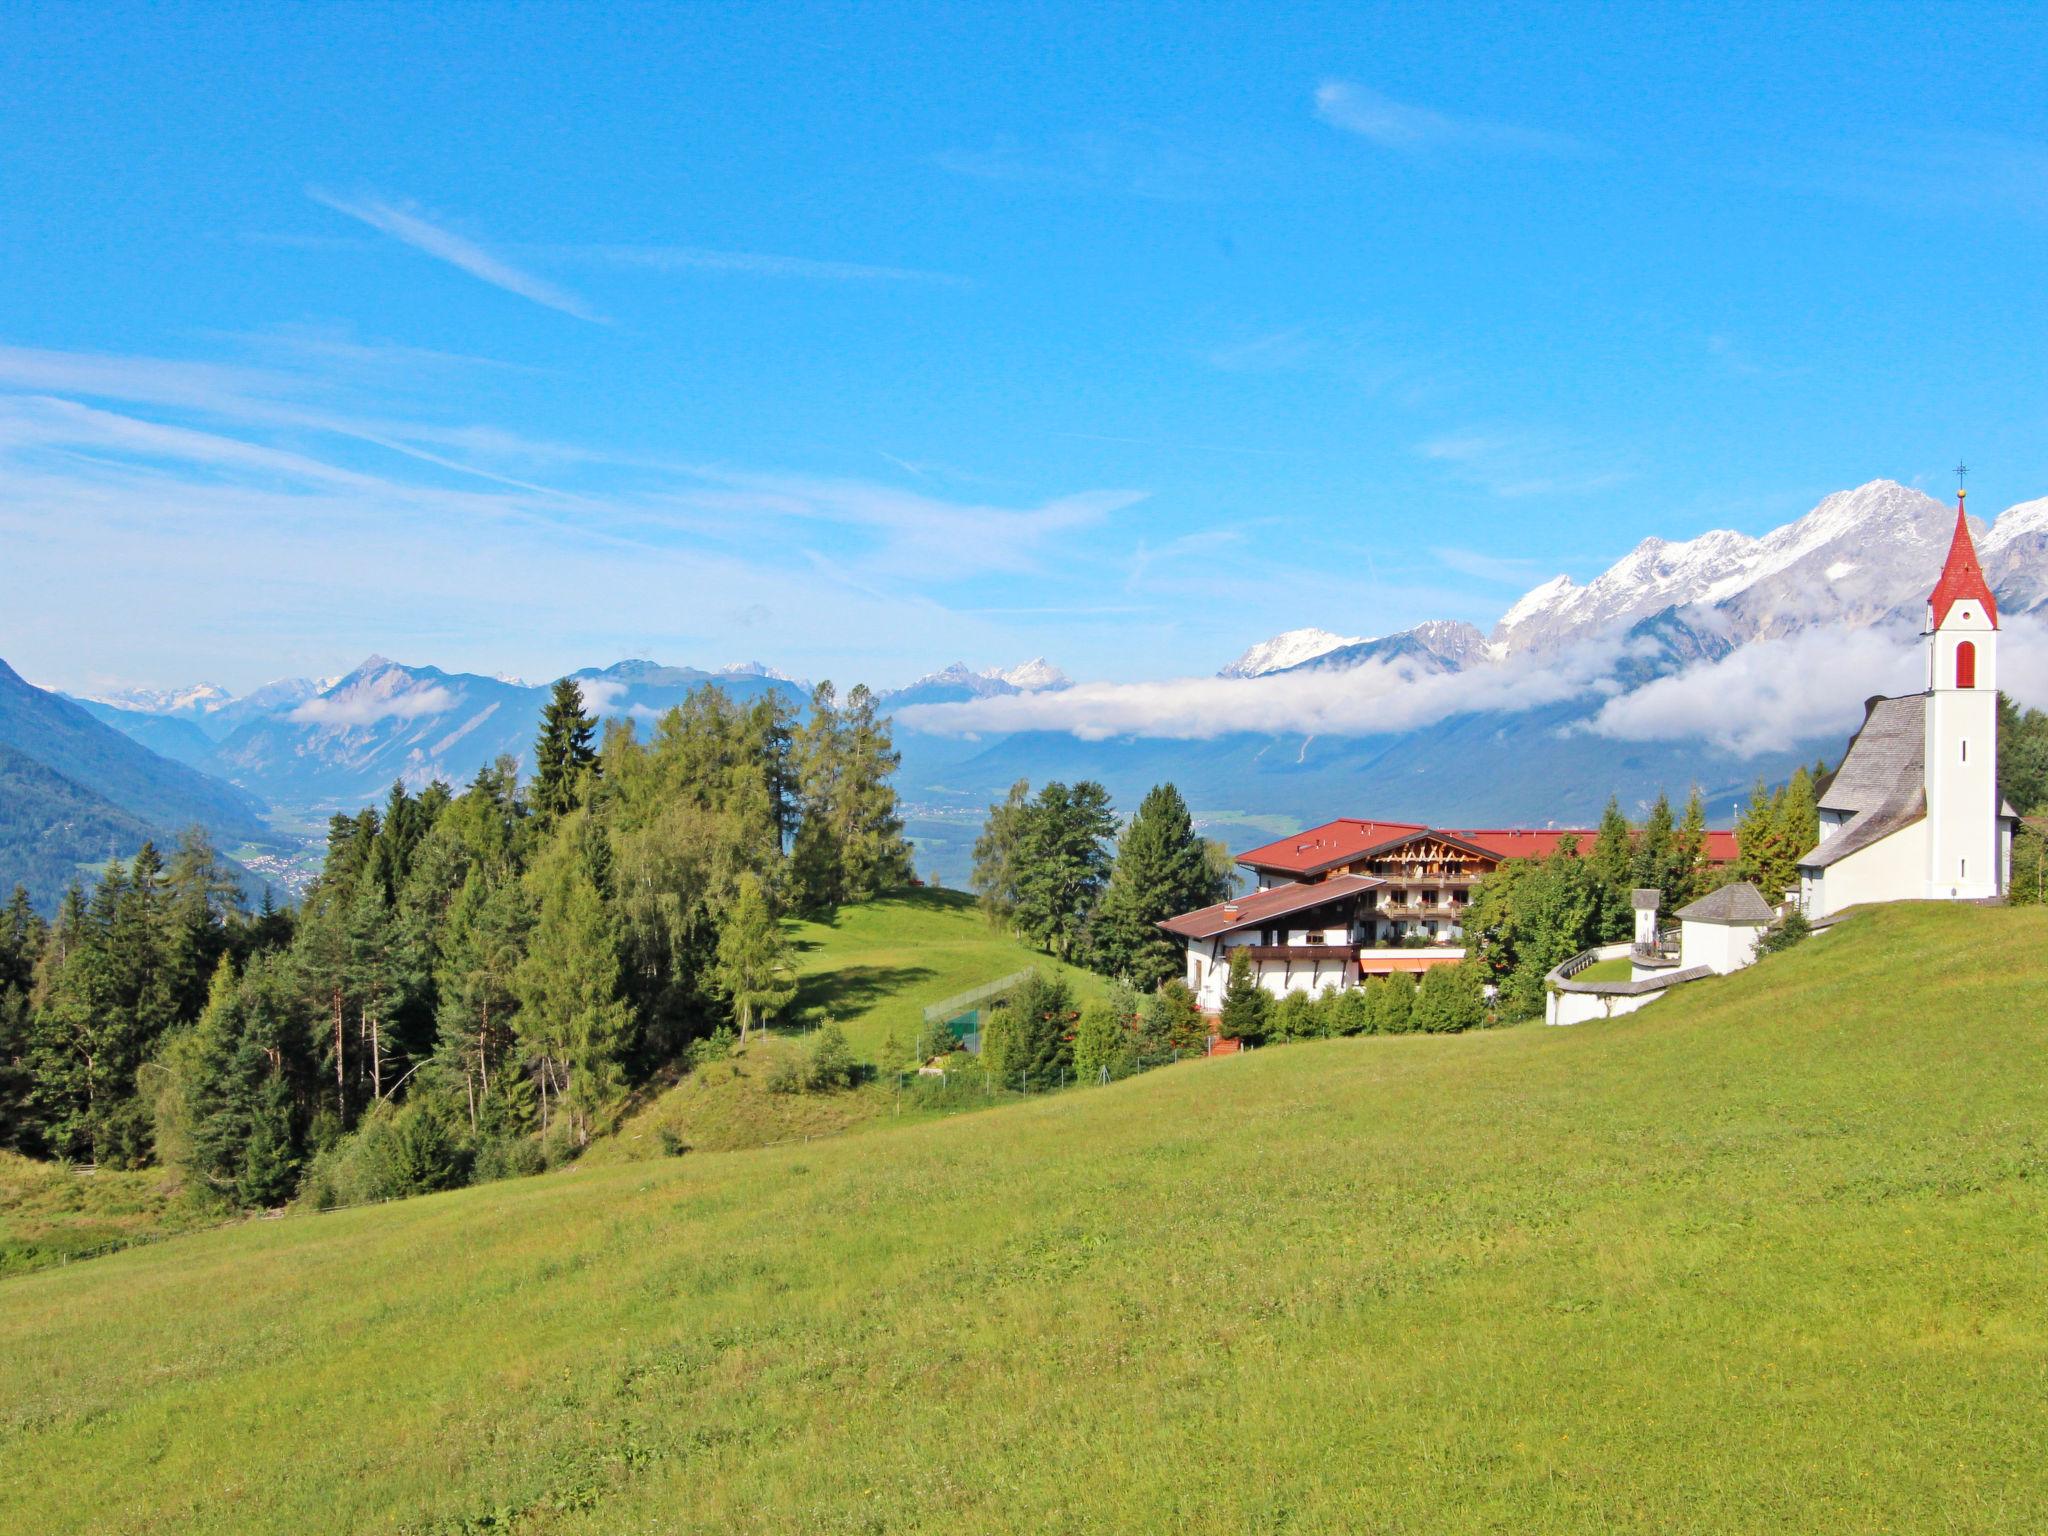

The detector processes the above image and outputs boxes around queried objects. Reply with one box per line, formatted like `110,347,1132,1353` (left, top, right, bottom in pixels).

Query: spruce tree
1003,972,1075,1087
1589,797,1635,942
1670,788,1710,908
532,678,599,821
1091,783,1227,990
1633,793,1676,894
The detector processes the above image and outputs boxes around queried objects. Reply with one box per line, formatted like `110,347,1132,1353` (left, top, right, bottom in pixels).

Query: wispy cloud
310,190,607,323
1314,81,1589,158
292,682,458,727
1204,327,1318,373
1417,429,1631,499
1433,546,1551,585
566,244,972,289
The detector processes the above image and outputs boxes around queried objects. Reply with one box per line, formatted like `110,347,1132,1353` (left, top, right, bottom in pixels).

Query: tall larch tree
712,871,796,1043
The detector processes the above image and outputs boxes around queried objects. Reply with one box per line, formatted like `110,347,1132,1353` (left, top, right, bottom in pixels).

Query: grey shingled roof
1817,694,1924,815
1674,882,1775,924
1802,788,1927,870
1631,888,1662,909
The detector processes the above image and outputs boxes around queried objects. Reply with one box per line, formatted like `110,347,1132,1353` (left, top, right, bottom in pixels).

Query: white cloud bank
902,617,2048,756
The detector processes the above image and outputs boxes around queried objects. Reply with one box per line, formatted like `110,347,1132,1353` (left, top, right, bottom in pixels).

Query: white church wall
1816,817,1929,918
1678,920,1764,975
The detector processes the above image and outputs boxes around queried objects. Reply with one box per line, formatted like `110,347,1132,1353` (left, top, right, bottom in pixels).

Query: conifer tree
1091,783,1227,990
1010,781,1117,961
970,779,1033,926
1002,971,1076,1087
1588,797,1635,942
1363,975,1416,1035
532,678,599,821
1219,947,1269,1045
713,872,796,1043
1670,788,1710,908
834,685,914,899
1633,793,1676,894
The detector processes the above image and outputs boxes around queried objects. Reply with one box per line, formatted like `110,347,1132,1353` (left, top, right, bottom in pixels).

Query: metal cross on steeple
1955,461,1970,490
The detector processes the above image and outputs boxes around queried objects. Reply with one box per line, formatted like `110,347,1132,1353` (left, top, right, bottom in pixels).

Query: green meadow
3,902,2045,1532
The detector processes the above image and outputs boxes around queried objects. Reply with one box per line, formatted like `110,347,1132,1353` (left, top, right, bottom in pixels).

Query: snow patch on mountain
1219,627,1366,679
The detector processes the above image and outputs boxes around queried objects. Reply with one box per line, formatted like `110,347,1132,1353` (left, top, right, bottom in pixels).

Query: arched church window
1957,640,1977,689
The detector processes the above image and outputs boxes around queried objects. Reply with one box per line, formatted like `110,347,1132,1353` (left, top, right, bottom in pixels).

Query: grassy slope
0,1152,213,1275
783,886,1107,1063
592,888,1105,1163
3,903,2045,1533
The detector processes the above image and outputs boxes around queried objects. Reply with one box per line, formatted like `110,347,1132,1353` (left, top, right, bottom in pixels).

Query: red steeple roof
1929,491,1997,631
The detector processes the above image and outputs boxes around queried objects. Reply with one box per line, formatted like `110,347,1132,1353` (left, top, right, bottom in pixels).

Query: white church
1797,490,2019,916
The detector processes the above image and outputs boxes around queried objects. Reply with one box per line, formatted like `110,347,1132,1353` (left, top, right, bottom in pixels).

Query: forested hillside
0,744,161,913
0,677,913,1207
0,658,265,837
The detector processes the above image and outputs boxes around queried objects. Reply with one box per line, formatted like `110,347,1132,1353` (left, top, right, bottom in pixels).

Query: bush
765,1053,803,1095
1141,980,1208,1055
1412,963,1487,1034
472,1133,547,1183
1219,949,1269,1045
1266,990,1320,1043
1759,910,1811,955
1073,997,1137,1081
297,1098,468,1209
1363,976,1416,1035
1324,987,1371,1037
687,1026,737,1072
802,1024,858,1092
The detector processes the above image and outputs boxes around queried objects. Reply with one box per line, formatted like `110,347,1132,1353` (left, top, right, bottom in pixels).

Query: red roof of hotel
1237,818,1741,872
1158,873,1385,940
1233,819,1427,877
1929,494,1998,630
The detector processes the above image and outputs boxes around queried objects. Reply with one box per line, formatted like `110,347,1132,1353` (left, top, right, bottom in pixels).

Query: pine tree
532,678,599,821
1775,768,1819,897
1091,783,1227,991
835,685,913,899
1140,979,1207,1056
713,872,796,1043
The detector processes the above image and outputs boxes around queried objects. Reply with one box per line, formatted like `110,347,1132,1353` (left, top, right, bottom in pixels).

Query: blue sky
4,2,2047,696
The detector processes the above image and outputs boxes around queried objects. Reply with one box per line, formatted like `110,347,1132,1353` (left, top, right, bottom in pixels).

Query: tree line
0,678,912,1206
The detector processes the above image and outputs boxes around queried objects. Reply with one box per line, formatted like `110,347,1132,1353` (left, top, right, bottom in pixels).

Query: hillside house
1161,816,1738,1011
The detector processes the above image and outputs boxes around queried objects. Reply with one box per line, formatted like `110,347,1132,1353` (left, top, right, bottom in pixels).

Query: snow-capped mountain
989,658,1070,691
1280,620,1492,677
1489,480,1998,656
83,680,234,718
1219,627,1365,678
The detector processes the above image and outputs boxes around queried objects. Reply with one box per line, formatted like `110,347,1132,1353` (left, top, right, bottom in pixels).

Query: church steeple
1929,486,1998,632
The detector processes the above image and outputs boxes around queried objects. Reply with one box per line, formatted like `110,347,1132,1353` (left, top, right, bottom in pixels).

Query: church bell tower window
1956,640,1976,689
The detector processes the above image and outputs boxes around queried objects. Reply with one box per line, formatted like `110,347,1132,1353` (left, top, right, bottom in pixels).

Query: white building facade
1799,492,2017,919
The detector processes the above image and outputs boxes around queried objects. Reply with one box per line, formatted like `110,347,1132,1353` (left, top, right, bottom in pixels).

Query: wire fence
888,1040,1243,1114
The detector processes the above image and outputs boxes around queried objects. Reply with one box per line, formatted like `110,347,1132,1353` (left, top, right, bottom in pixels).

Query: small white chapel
1797,489,2019,918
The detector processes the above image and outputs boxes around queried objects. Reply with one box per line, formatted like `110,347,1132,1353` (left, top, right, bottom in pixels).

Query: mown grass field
782,886,1106,1064
3,902,2045,1532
